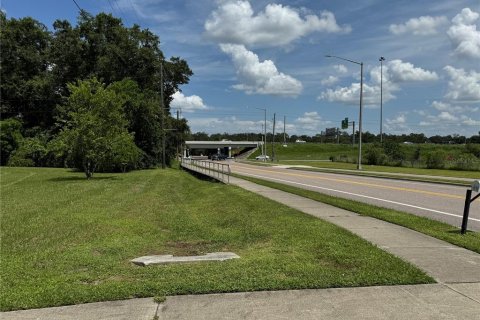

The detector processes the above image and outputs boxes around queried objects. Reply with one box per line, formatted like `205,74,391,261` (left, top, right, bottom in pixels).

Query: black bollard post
461,189,472,235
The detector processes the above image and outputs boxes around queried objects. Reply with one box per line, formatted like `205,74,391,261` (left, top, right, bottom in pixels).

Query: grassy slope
235,175,480,254
0,167,433,311
248,143,479,179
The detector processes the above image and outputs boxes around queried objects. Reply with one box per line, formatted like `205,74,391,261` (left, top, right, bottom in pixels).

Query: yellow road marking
233,165,464,200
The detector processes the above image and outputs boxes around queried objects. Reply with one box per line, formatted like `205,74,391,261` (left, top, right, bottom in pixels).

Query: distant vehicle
255,155,270,160
211,154,227,161
403,141,414,144
295,139,306,143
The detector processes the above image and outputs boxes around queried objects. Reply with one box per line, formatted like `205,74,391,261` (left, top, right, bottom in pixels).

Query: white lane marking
236,171,480,223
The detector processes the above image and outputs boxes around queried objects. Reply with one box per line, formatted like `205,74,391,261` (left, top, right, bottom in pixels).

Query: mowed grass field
0,167,433,311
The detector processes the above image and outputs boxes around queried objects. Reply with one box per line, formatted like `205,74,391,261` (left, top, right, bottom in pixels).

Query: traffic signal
341,117,348,129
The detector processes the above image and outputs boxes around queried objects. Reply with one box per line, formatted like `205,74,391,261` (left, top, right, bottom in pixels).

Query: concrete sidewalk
3,283,479,319
2,176,479,319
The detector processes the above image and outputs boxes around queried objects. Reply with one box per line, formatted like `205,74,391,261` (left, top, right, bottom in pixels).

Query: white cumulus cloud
334,64,348,74
386,60,439,82
444,66,480,102
319,60,437,106
171,91,209,113
220,44,302,97
431,101,479,113
294,111,330,132
447,8,480,58
319,83,387,107
205,0,350,47
389,15,448,35
321,75,339,86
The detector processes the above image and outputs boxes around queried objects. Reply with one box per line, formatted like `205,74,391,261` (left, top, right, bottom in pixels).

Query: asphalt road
229,162,480,232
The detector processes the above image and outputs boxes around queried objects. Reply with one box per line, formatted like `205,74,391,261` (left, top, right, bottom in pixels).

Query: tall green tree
54,78,140,178
0,12,57,129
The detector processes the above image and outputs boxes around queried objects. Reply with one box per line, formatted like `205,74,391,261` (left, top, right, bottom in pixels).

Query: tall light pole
255,107,267,161
379,56,385,143
325,55,364,170
160,61,166,169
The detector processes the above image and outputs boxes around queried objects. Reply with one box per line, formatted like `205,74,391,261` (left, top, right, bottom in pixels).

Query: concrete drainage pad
131,252,240,266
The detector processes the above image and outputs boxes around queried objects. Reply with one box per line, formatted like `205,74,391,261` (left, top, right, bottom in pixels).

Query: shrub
452,153,480,171
424,150,446,169
0,118,23,165
7,136,47,167
365,146,387,165
383,141,405,162
465,144,480,158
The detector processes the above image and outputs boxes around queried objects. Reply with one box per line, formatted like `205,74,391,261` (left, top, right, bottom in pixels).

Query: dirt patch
164,240,217,256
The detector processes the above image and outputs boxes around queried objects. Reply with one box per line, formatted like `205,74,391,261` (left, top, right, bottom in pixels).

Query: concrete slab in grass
131,252,240,266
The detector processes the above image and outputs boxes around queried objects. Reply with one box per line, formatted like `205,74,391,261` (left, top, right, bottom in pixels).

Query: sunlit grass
236,174,480,254
0,167,433,311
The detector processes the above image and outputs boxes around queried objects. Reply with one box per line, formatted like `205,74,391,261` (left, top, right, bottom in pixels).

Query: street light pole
325,55,364,170
160,61,166,169
379,56,385,143
255,107,267,161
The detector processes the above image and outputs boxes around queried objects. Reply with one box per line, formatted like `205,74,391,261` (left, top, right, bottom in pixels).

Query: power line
127,0,141,24
106,0,117,15
71,0,82,11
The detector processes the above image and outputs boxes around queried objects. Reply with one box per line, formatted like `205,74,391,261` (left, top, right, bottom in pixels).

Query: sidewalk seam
443,284,480,305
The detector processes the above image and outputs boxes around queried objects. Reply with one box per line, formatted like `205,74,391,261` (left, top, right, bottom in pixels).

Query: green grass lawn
247,142,479,179
0,167,433,311
235,175,480,254
288,162,478,180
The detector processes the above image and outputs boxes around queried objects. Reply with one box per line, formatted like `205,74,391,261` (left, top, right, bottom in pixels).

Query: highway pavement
229,162,480,231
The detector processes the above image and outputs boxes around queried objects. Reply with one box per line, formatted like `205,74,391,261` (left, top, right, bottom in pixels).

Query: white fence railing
181,158,231,184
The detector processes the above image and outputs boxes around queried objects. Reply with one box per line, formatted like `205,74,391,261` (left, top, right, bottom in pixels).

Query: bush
424,150,446,169
365,146,387,165
7,136,47,167
465,144,480,158
452,153,480,171
383,141,405,162
0,118,23,165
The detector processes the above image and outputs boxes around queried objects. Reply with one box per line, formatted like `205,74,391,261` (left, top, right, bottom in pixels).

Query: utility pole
379,57,385,143
283,115,286,145
272,113,276,161
352,121,356,146
261,123,264,157
325,55,364,170
176,110,180,159
160,62,166,169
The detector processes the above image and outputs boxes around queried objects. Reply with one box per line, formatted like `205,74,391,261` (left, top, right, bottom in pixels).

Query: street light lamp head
379,56,385,61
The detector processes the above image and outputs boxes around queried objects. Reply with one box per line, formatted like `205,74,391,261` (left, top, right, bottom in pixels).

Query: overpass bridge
184,141,261,158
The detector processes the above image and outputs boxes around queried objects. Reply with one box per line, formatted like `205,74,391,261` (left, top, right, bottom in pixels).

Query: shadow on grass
446,229,476,235
48,176,119,182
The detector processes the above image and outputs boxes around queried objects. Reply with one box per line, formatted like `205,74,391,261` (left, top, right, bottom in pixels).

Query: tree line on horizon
189,131,480,144
0,11,192,177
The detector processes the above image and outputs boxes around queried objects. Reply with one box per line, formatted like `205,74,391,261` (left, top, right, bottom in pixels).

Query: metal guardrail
181,158,231,184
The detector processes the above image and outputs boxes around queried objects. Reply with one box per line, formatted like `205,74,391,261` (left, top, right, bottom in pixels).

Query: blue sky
2,0,480,137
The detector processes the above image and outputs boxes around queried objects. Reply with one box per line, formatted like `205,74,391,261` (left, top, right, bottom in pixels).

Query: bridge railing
180,158,231,184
